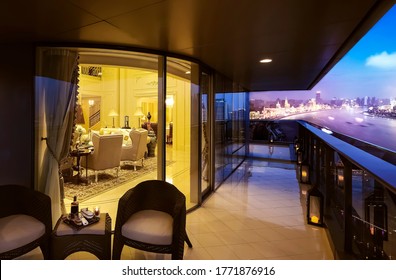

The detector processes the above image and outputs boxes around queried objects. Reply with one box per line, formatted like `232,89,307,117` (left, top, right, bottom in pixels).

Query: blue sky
251,4,396,101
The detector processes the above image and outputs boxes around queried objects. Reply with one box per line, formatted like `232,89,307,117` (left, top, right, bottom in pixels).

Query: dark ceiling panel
1,0,100,38
53,22,141,46
68,0,165,20
1,0,394,92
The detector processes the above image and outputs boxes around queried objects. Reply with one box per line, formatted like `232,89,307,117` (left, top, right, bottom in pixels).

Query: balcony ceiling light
260,58,272,63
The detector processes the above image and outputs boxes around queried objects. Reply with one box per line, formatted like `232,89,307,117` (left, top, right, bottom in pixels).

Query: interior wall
79,66,120,129
79,66,191,153
125,69,158,128
0,43,34,187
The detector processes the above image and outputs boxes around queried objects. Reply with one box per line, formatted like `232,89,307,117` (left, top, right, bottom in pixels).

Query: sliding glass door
165,58,200,209
36,47,207,225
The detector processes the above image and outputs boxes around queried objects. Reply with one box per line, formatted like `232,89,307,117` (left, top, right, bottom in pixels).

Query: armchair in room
141,122,158,136
0,185,52,260
112,180,193,260
81,133,123,183
121,128,149,171
141,122,157,157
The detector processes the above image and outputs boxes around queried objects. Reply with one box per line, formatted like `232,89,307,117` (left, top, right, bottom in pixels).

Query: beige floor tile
206,220,233,232
234,229,266,243
193,232,227,247
268,239,309,256
205,245,239,260
228,243,266,260
187,222,215,235
222,219,249,231
216,230,250,245
249,241,290,258
183,247,213,260
254,227,289,241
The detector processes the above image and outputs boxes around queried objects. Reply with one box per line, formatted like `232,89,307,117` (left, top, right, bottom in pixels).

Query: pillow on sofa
121,129,132,146
98,128,132,146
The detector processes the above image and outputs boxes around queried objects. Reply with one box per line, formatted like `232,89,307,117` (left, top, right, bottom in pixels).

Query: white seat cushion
0,214,45,254
121,210,173,245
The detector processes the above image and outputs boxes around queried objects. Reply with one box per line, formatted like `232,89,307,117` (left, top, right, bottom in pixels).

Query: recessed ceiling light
260,58,272,63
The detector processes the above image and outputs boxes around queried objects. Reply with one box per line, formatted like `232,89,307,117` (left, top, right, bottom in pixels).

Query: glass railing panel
351,171,395,259
299,120,396,259
249,120,299,161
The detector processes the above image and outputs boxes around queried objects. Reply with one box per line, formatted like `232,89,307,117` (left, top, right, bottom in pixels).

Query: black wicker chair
0,185,52,259
112,180,192,260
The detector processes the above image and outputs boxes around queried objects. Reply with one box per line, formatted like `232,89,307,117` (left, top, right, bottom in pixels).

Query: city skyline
251,4,396,102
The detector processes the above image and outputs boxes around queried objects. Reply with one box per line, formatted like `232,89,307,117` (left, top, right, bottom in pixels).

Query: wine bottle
71,195,79,215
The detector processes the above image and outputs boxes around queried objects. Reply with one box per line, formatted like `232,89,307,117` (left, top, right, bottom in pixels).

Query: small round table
70,148,92,185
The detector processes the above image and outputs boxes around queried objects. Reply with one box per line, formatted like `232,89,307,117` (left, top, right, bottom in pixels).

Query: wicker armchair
0,185,52,259
112,180,192,260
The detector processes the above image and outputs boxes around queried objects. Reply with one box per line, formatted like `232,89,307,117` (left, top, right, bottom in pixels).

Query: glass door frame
200,66,214,202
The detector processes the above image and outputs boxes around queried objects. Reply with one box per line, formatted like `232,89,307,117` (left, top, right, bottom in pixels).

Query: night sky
251,5,396,102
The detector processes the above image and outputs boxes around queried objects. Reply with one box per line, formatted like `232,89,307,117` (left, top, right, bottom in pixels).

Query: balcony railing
296,120,396,260
248,119,396,259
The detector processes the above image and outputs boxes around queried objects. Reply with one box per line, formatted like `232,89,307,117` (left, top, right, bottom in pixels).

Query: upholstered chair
0,185,52,260
141,122,158,136
121,128,148,171
112,180,193,260
82,133,123,183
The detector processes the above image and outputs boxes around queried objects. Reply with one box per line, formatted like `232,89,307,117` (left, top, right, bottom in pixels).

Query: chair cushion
0,214,45,254
121,210,173,245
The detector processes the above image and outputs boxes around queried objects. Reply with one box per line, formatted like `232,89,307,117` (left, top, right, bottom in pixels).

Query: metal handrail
298,120,396,194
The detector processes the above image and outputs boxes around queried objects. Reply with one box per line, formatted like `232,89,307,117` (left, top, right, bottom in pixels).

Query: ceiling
1,0,394,92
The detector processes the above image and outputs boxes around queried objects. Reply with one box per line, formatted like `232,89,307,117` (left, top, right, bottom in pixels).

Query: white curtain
36,49,79,225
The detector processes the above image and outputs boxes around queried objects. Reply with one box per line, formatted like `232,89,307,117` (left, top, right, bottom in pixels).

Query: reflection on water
282,108,396,152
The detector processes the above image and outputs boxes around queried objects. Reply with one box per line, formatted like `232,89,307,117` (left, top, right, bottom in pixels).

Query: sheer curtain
36,48,79,225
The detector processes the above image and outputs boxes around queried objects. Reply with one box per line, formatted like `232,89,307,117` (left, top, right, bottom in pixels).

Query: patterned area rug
63,157,171,202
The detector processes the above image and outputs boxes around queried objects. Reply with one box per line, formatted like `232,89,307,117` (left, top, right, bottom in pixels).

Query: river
281,108,396,152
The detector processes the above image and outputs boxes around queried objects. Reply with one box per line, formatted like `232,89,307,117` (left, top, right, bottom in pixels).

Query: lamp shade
166,96,174,107
134,107,144,117
108,109,119,117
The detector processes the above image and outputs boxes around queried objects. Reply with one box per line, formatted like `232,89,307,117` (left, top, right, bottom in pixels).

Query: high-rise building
316,91,322,104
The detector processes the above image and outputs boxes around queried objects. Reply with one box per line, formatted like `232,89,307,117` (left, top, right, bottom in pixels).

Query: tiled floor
19,155,334,260
180,159,334,260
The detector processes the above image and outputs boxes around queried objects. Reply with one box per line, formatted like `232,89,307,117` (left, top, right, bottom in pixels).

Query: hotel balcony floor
19,155,334,260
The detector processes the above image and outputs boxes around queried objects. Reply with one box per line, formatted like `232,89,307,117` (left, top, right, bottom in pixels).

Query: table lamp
134,107,144,128
108,109,118,128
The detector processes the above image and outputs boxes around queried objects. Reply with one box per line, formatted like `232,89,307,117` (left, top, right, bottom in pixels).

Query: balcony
250,119,396,259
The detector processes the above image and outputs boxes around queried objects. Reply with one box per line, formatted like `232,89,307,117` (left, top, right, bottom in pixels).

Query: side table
51,213,111,260
70,148,93,185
